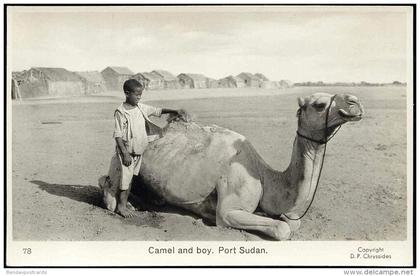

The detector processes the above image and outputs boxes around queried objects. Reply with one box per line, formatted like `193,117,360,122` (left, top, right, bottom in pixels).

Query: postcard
5,4,415,267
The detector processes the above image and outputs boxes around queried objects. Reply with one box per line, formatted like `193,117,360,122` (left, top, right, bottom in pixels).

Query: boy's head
123,79,144,106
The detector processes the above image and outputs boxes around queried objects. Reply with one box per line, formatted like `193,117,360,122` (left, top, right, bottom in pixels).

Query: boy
109,79,184,217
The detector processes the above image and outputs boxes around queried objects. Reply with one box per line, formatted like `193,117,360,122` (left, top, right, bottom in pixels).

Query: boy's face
125,86,143,105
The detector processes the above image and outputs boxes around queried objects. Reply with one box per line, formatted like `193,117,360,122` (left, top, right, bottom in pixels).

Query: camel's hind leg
215,167,291,241
178,190,218,225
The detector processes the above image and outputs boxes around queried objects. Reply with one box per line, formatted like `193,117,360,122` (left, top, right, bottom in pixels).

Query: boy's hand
176,109,192,122
122,153,132,166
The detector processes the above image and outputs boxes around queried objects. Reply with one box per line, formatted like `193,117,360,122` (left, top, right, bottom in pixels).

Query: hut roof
12,71,25,80
75,71,105,83
254,73,269,81
180,73,208,81
237,72,260,80
221,76,245,85
233,76,245,83
32,67,81,81
152,70,177,81
138,72,162,81
105,66,134,75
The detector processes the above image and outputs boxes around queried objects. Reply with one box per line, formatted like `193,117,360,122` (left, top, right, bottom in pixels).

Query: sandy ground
11,86,408,241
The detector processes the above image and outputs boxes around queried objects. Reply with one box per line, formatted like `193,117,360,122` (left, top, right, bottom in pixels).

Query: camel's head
296,93,364,143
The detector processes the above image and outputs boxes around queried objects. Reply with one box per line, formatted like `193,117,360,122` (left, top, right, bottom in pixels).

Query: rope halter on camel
284,94,339,221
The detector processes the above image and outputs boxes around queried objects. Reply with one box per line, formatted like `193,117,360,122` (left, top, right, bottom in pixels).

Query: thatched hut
219,76,246,88
75,71,106,94
131,72,164,90
101,66,134,91
11,71,24,99
11,67,85,99
254,73,269,87
254,73,269,82
236,72,260,88
152,70,180,89
177,73,208,89
11,79,19,100
206,78,220,88
261,81,278,89
218,76,235,88
278,80,293,88
233,76,246,88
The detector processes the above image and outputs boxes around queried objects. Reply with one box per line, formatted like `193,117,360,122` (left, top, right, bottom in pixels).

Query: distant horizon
12,65,407,84
8,6,412,83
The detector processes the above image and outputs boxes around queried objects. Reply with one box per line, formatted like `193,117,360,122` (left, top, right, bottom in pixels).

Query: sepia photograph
5,4,414,267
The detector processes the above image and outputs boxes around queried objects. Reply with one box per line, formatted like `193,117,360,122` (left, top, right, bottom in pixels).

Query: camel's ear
298,97,306,108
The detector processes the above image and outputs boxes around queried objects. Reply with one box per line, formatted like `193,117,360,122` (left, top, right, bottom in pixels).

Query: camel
99,93,364,240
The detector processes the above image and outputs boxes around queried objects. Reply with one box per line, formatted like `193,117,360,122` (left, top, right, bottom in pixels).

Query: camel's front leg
280,213,301,232
215,169,291,241
217,209,291,241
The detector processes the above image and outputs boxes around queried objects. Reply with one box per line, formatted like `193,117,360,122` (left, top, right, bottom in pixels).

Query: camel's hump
140,120,245,204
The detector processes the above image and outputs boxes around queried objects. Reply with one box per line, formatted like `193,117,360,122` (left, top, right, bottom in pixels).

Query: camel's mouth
338,108,363,121
333,94,364,122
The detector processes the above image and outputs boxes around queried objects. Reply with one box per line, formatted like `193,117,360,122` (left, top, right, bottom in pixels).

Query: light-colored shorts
108,153,143,190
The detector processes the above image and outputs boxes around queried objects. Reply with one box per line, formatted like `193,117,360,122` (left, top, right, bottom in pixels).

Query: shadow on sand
30,180,103,207
29,179,213,227
29,180,269,239
29,180,166,229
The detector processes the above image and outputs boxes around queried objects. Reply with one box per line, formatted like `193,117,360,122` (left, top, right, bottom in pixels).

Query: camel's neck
259,135,326,216
285,136,326,213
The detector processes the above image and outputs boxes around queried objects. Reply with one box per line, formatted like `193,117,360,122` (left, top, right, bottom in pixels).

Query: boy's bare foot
116,204,137,218
127,202,137,211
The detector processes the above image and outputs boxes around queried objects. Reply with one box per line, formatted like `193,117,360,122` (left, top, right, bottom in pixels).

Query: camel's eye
313,102,326,110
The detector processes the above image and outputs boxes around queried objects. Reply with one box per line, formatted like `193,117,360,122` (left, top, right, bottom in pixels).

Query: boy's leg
117,186,136,217
126,176,137,211
116,155,137,218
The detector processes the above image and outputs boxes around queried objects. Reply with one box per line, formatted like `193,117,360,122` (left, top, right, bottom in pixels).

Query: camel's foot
116,204,138,218
280,213,301,232
264,221,291,241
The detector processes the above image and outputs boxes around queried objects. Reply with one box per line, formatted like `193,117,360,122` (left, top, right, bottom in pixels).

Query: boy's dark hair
123,79,144,94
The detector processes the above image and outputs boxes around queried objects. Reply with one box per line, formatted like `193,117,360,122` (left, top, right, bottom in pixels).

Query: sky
8,6,411,83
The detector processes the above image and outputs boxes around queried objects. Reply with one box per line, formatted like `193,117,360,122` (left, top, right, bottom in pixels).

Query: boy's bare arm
115,137,132,166
161,108,179,115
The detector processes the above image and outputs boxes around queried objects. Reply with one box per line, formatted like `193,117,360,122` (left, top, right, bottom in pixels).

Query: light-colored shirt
113,102,162,155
